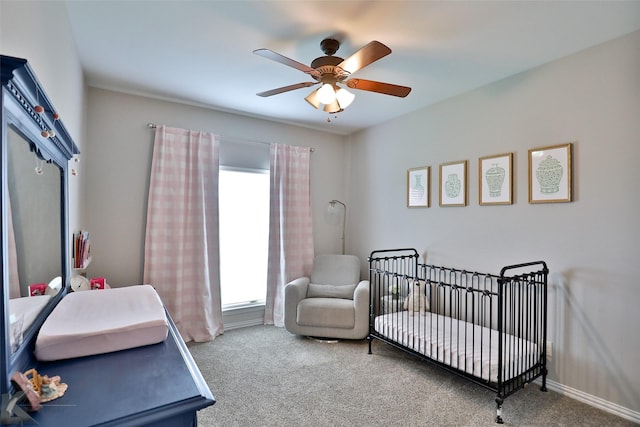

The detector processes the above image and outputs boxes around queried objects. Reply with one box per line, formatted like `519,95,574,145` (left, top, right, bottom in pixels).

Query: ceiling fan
254,38,411,114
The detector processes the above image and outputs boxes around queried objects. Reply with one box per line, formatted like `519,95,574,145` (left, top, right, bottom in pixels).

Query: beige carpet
188,325,635,427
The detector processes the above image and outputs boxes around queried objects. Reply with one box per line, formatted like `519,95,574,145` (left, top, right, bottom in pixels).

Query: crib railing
497,262,549,401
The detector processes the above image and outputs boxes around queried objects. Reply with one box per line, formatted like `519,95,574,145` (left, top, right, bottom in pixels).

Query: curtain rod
147,123,314,152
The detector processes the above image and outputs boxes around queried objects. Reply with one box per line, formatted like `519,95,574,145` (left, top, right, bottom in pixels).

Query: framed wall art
439,160,467,207
528,143,573,203
479,153,513,205
407,166,430,207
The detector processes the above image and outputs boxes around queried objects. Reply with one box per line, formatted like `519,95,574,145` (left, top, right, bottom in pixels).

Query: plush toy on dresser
403,279,429,314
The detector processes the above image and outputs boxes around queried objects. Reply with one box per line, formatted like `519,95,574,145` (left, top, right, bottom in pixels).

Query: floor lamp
327,200,346,255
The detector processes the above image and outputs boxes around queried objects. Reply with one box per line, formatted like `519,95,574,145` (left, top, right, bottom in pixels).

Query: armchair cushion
307,283,356,299
297,298,355,329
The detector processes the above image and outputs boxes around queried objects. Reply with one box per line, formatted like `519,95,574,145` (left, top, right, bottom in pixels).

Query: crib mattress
374,311,539,383
35,285,169,361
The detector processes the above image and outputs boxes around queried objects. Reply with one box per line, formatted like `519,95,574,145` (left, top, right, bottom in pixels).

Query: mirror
7,127,62,351
1,55,79,393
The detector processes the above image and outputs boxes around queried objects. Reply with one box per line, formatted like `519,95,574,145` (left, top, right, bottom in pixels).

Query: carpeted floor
187,325,635,426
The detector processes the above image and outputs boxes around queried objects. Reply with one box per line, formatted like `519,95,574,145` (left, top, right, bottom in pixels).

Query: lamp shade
335,87,355,109
316,83,336,104
305,88,320,109
323,100,342,113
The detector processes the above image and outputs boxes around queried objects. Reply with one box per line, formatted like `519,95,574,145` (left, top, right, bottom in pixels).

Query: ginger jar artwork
445,173,461,198
536,155,563,193
410,174,425,201
485,163,505,197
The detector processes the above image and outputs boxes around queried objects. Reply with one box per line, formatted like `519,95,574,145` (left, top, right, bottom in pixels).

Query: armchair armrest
284,277,310,332
353,280,369,304
354,280,370,314
285,277,310,304
353,280,370,338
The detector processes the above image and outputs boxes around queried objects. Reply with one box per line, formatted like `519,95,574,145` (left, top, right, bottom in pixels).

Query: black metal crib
367,248,549,423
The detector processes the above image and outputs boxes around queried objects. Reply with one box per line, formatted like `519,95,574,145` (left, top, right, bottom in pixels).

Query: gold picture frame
479,153,513,205
439,160,467,207
528,143,573,203
407,166,430,208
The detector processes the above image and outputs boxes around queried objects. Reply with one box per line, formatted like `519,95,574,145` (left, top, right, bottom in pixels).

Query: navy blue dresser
29,314,214,426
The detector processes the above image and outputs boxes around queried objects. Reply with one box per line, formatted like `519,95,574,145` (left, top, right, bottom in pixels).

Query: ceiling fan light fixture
305,88,320,109
316,83,336,104
323,100,342,114
335,87,355,109
254,38,410,120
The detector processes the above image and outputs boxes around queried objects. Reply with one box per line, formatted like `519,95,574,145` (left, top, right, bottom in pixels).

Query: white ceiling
65,1,640,135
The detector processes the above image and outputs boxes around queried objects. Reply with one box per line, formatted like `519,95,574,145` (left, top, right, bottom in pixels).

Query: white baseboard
222,304,265,331
538,378,640,424
224,317,264,331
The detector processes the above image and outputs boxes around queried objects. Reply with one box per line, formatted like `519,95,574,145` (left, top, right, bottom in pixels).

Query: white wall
83,88,348,286
347,31,640,416
1,1,87,253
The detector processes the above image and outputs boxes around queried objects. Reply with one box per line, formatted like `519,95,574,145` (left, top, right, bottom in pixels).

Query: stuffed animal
403,279,429,315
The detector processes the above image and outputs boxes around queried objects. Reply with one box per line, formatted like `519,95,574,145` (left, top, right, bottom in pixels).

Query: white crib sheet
374,311,539,383
35,285,168,361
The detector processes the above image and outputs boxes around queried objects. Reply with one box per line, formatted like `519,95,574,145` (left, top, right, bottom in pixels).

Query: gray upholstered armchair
284,254,369,339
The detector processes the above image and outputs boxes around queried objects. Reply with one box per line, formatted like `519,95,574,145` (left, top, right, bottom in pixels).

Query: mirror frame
1,55,79,393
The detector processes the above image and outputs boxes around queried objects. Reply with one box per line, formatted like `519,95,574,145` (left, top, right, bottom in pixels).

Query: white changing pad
35,285,169,361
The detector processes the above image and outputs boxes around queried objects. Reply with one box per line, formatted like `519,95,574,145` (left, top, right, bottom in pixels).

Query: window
219,167,269,309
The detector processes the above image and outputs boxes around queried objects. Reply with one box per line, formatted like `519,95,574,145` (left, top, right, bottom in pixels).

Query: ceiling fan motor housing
320,38,340,55
311,38,350,82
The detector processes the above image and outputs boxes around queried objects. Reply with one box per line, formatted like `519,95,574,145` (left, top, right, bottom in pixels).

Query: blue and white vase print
485,163,505,197
445,173,461,198
410,174,425,201
536,155,563,193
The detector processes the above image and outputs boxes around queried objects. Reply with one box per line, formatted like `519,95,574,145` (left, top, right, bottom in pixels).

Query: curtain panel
265,143,314,326
7,194,21,298
143,125,223,342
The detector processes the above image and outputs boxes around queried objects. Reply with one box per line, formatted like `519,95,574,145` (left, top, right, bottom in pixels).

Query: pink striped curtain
265,143,314,326
7,194,21,298
143,126,223,342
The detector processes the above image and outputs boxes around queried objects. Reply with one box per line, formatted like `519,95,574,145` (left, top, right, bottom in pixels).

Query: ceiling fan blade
345,78,412,98
337,41,392,75
253,49,320,77
257,82,318,97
